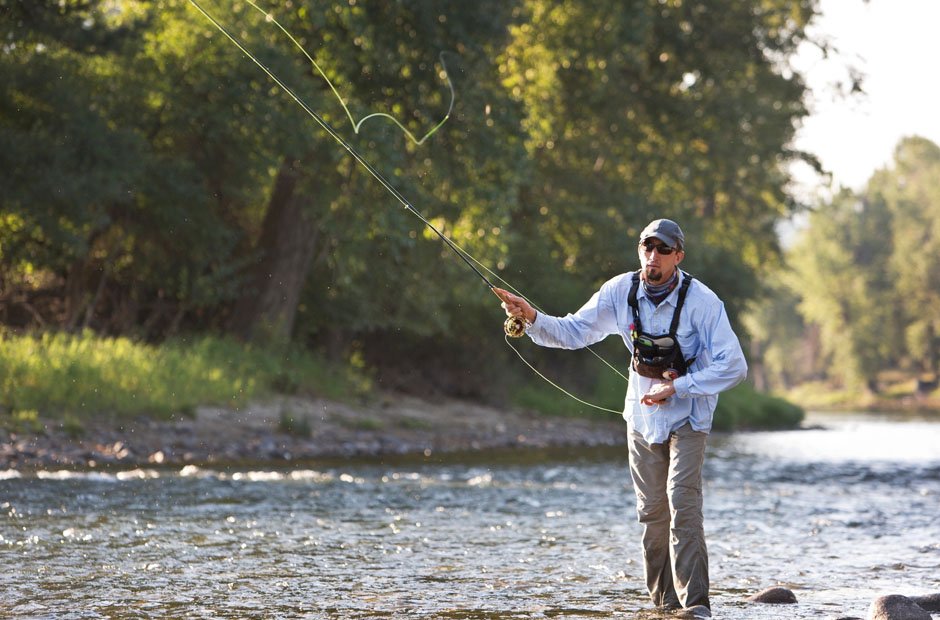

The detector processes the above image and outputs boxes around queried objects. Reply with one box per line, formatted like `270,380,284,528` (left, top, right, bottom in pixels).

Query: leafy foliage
750,136,940,395
2,0,825,411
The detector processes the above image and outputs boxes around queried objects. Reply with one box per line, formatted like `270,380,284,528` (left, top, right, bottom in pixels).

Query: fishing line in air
242,0,454,146
186,0,632,416
186,0,495,288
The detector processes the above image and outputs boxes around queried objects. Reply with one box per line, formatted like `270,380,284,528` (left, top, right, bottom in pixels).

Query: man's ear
676,251,685,265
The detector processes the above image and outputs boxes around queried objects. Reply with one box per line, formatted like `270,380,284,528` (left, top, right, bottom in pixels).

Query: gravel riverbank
1,393,629,470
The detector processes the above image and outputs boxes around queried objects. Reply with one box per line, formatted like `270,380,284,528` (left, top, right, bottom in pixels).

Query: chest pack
628,271,695,380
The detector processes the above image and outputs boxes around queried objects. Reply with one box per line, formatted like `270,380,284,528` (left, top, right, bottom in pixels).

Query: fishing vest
627,270,695,380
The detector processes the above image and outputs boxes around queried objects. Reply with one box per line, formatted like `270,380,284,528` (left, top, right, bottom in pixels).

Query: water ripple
1,412,938,619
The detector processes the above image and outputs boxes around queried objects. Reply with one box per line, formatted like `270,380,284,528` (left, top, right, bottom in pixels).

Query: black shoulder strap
628,271,642,334
668,272,694,336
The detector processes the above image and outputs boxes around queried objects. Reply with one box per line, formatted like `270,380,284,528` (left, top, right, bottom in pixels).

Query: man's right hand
492,288,537,324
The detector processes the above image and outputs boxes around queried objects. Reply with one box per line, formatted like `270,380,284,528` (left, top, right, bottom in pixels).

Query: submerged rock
867,595,930,620
748,586,798,604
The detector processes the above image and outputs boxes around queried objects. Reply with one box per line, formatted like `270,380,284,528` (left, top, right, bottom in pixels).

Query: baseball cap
639,219,684,249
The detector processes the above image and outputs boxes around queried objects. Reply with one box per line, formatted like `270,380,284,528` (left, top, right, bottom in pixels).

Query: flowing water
2,411,939,619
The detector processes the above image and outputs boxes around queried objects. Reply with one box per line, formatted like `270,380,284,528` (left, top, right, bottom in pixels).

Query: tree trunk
63,225,109,331
228,156,320,344
63,257,87,332
916,323,939,396
749,337,767,392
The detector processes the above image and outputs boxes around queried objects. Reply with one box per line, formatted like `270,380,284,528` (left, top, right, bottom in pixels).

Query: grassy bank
0,331,371,432
2,331,803,435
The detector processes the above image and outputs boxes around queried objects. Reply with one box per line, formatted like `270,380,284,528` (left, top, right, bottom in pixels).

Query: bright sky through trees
792,0,940,192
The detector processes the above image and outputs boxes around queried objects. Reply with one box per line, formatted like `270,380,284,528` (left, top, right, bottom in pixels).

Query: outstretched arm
493,278,622,351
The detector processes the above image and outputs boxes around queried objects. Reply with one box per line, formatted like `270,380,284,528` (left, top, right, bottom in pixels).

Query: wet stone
748,586,798,604
909,593,940,612
867,595,931,620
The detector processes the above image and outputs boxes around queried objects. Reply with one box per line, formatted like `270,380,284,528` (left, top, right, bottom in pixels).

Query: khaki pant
627,422,709,610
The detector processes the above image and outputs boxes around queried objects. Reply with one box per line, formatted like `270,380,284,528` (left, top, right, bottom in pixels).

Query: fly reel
504,316,529,338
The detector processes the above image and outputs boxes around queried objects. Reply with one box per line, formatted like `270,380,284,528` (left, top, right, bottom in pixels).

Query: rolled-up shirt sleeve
672,299,747,399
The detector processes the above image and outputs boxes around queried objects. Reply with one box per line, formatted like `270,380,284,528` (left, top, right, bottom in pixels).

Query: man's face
638,237,684,283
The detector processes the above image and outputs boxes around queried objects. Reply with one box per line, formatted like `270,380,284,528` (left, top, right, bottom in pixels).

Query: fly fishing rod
185,0,526,322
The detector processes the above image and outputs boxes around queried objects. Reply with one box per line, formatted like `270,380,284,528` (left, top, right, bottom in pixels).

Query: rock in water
867,595,930,620
910,593,940,612
748,586,798,604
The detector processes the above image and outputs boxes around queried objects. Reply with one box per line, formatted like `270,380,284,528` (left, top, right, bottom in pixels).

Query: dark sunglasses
640,241,678,255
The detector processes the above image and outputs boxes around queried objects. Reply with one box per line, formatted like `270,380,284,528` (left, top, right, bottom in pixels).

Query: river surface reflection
1,411,939,619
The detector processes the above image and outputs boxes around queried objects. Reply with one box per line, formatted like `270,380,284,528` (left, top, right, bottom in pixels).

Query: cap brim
642,232,677,247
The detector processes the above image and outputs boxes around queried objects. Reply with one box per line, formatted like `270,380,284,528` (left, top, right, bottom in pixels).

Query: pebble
748,586,798,604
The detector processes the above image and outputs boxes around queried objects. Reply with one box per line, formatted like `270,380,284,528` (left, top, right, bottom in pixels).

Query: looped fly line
186,0,632,416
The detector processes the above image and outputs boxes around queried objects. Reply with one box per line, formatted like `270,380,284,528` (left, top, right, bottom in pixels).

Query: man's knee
668,483,703,528
636,497,670,525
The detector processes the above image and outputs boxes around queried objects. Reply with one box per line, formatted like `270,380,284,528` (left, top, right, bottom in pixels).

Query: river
2,411,939,619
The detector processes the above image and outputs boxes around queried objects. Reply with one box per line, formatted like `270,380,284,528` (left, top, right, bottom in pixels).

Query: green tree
0,0,271,335
873,137,940,391
185,0,529,346
787,189,902,391
742,268,813,391
1,0,147,328
1,0,833,405
499,0,816,318
484,0,820,399
766,137,940,395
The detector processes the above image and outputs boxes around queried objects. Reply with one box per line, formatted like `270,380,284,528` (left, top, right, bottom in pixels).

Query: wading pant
627,422,709,610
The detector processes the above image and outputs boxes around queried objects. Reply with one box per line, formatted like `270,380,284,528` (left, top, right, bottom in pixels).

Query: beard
644,267,664,282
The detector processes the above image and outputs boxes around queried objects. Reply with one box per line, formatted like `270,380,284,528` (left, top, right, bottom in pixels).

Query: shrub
712,382,804,431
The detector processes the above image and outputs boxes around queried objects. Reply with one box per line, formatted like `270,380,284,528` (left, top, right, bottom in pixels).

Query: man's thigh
628,430,671,518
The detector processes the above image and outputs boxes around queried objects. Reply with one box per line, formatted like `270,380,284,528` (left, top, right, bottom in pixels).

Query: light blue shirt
526,270,747,444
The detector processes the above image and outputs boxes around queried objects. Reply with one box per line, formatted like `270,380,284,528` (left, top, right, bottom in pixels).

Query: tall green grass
0,330,371,421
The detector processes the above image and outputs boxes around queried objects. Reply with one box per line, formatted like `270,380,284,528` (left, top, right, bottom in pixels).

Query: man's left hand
641,381,675,406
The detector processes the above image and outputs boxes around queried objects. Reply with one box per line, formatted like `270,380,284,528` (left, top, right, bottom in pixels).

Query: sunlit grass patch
0,330,372,424
782,381,870,410
782,374,940,412
6,409,44,434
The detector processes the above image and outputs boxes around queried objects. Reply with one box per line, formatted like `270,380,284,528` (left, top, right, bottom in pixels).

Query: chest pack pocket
628,271,695,380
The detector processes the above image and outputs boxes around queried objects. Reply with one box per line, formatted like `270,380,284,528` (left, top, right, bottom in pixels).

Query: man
494,218,747,618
